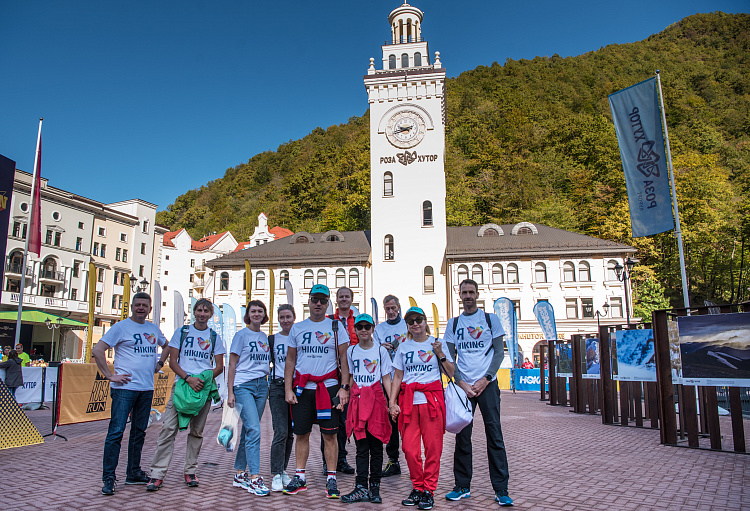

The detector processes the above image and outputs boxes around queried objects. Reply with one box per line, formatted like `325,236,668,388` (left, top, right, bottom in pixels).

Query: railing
10,293,35,305
383,36,424,45
39,269,65,281
194,263,206,272
44,297,67,308
5,262,32,276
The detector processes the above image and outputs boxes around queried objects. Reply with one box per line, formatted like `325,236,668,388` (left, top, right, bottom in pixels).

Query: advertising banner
57,363,174,426
613,329,657,382
515,369,548,392
0,367,59,403
581,338,601,379
533,301,557,341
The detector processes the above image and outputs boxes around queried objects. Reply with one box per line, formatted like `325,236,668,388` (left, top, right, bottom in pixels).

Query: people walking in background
0,349,24,399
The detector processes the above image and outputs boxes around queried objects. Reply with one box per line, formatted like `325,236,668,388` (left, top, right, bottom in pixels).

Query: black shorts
291,385,340,436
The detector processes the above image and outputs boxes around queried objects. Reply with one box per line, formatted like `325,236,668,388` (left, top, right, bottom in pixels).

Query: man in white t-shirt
147,298,226,491
443,279,513,507
372,294,407,477
283,284,351,499
92,292,168,496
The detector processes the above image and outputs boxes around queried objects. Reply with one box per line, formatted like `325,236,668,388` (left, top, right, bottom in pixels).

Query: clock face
385,110,426,149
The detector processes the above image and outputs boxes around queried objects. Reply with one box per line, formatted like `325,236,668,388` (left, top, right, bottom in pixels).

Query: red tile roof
192,232,228,251
270,226,293,239
162,228,186,248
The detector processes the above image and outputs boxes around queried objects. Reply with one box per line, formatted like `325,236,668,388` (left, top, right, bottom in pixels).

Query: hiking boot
146,478,163,491
445,486,471,500
125,471,150,485
402,489,423,506
337,460,355,474
383,459,401,477
283,475,307,495
370,482,382,504
184,474,199,487
101,479,116,496
341,484,370,503
326,478,340,499
418,491,435,510
495,490,514,506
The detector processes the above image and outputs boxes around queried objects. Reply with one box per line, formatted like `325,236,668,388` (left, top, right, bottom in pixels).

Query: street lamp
614,257,638,327
45,316,63,361
583,302,610,329
138,278,149,292
129,273,139,292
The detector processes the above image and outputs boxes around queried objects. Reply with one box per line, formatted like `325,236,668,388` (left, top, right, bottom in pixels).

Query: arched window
349,268,360,288
517,226,533,235
472,264,484,284
317,269,327,286
578,261,591,282
42,258,58,279
424,266,434,293
384,235,394,260
414,52,422,66
304,270,314,288
295,236,309,244
563,262,576,282
535,263,547,283
220,271,229,291
422,201,432,226
389,54,396,69
401,53,409,68
607,260,618,281
326,234,340,242
384,172,393,196
336,269,346,288
255,271,265,290
492,264,504,284
457,264,468,283
279,270,289,289
507,263,519,284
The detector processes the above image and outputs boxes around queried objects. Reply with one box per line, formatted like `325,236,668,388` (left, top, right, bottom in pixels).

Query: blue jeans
233,377,268,474
102,388,153,482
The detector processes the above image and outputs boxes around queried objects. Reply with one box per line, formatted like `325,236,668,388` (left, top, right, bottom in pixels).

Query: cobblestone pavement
2,391,748,511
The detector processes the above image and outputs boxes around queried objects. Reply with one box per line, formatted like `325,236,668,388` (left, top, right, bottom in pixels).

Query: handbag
437,356,473,434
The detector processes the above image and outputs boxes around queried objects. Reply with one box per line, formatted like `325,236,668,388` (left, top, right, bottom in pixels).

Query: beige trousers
149,389,212,479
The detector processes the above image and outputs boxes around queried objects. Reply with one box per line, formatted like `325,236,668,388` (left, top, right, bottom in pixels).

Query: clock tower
365,2,448,321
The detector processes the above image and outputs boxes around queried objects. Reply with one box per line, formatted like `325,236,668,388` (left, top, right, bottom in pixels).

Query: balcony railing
5,262,32,276
39,269,65,281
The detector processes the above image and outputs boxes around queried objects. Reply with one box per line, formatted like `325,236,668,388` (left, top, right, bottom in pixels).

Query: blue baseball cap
403,306,426,319
309,284,330,296
354,313,374,326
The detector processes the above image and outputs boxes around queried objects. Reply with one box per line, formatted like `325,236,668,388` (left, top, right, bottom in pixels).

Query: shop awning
0,310,88,327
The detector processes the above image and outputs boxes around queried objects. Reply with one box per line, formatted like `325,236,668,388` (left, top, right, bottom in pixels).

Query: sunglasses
355,323,373,331
310,296,329,305
405,316,425,326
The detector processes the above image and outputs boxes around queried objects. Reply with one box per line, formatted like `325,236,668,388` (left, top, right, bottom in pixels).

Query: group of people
1,343,30,398
93,279,513,508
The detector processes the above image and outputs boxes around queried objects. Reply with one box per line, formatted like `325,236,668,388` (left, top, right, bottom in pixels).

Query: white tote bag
443,380,473,434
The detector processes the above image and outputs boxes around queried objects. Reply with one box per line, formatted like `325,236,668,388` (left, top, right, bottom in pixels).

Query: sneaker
125,471,150,485
271,474,284,492
326,478,340,499
184,474,199,487
402,489,423,506
283,475,307,495
101,479,116,496
282,471,292,486
248,476,270,496
233,472,250,490
383,459,401,477
337,460,355,474
417,491,434,510
341,484,371,503
495,491,514,507
146,478,163,492
370,482,382,504
445,486,471,500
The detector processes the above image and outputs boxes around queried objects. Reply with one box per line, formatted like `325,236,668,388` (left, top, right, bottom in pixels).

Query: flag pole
655,71,690,308
14,118,43,347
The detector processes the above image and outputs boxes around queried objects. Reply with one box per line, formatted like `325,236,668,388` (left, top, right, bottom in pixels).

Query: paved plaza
2,391,748,511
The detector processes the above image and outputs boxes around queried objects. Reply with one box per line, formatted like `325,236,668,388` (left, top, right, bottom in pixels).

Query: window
535,263,547,283
512,300,521,320
190,274,194,283
6,279,20,293
384,172,393,197
401,53,409,68
304,270,314,288
73,261,80,278
317,269,327,286
96,292,102,307
188,289,193,297
139,265,144,277
163,285,167,291
78,221,84,229
563,262,576,282
517,226,533,235
76,237,83,251
45,229,53,245
582,298,594,318
12,222,27,239
97,268,104,282
303,304,310,320
349,268,359,288
141,242,146,255
190,259,195,268
422,201,433,226
492,264,504,284
100,244,106,258
610,297,623,318
19,202,28,212
295,236,309,244
507,263,519,284
122,249,128,262
280,270,289,288
115,248,121,261
112,295,118,309
164,270,168,276
120,233,127,242
54,232,61,246
389,54,396,69
384,235,394,260
336,269,346,288
607,260,619,281
142,220,149,234
414,52,422,66
255,271,264,290
165,255,169,260
93,242,99,256
566,299,578,319
424,266,434,293
98,227,106,236
579,262,591,282
113,271,119,285
457,265,468,283
220,272,230,291
71,289,77,300
472,264,484,284
52,211,61,221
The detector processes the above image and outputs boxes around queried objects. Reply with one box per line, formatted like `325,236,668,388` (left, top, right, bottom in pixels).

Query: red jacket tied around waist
294,368,338,418
346,381,391,443
398,380,445,434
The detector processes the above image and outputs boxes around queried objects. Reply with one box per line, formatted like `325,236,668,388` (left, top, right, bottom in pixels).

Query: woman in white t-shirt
390,307,454,511
228,300,271,497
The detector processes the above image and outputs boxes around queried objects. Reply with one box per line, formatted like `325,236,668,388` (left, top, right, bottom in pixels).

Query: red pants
401,402,445,492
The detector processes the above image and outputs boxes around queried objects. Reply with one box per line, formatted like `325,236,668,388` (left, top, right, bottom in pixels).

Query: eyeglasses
355,324,372,331
405,316,425,326
310,296,329,305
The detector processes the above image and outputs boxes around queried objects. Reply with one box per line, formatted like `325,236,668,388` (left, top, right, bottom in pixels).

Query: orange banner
57,363,174,426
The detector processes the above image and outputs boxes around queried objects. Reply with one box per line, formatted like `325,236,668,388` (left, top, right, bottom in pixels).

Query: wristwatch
342,384,351,391
157,360,165,367
484,374,492,381
439,356,447,362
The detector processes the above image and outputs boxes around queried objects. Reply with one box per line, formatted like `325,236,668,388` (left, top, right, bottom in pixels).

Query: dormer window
517,227,533,235
295,236,309,244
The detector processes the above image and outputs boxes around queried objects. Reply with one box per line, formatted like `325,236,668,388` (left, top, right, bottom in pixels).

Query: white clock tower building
365,2,448,321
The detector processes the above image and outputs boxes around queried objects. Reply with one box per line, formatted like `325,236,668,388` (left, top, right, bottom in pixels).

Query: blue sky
2,1,746,212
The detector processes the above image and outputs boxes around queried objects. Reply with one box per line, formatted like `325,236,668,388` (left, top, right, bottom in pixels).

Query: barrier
0,380,43,450
515,369,549,391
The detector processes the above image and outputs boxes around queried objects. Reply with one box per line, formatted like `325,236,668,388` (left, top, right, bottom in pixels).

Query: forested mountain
156,12,750,311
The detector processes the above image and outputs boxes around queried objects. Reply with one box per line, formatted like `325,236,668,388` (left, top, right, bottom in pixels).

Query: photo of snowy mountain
677,313,750,387
614,329,656,382
581,338,600,379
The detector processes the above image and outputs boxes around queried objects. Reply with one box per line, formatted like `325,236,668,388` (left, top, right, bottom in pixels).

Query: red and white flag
28,121,42,256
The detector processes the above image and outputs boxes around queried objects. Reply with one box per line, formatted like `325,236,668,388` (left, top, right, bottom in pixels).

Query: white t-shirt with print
347,343,393,388
100,318,168,391
373,319,408,358
444,310,505,384
269,333,289,380
288,317,350,389
229,328,270,386
393,336,453,405
168,325,226,381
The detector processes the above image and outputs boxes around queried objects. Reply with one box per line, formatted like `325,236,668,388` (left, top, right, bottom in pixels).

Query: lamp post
615,257,638,327
138,278,149,293
45,316,63,361
583,302,610,330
